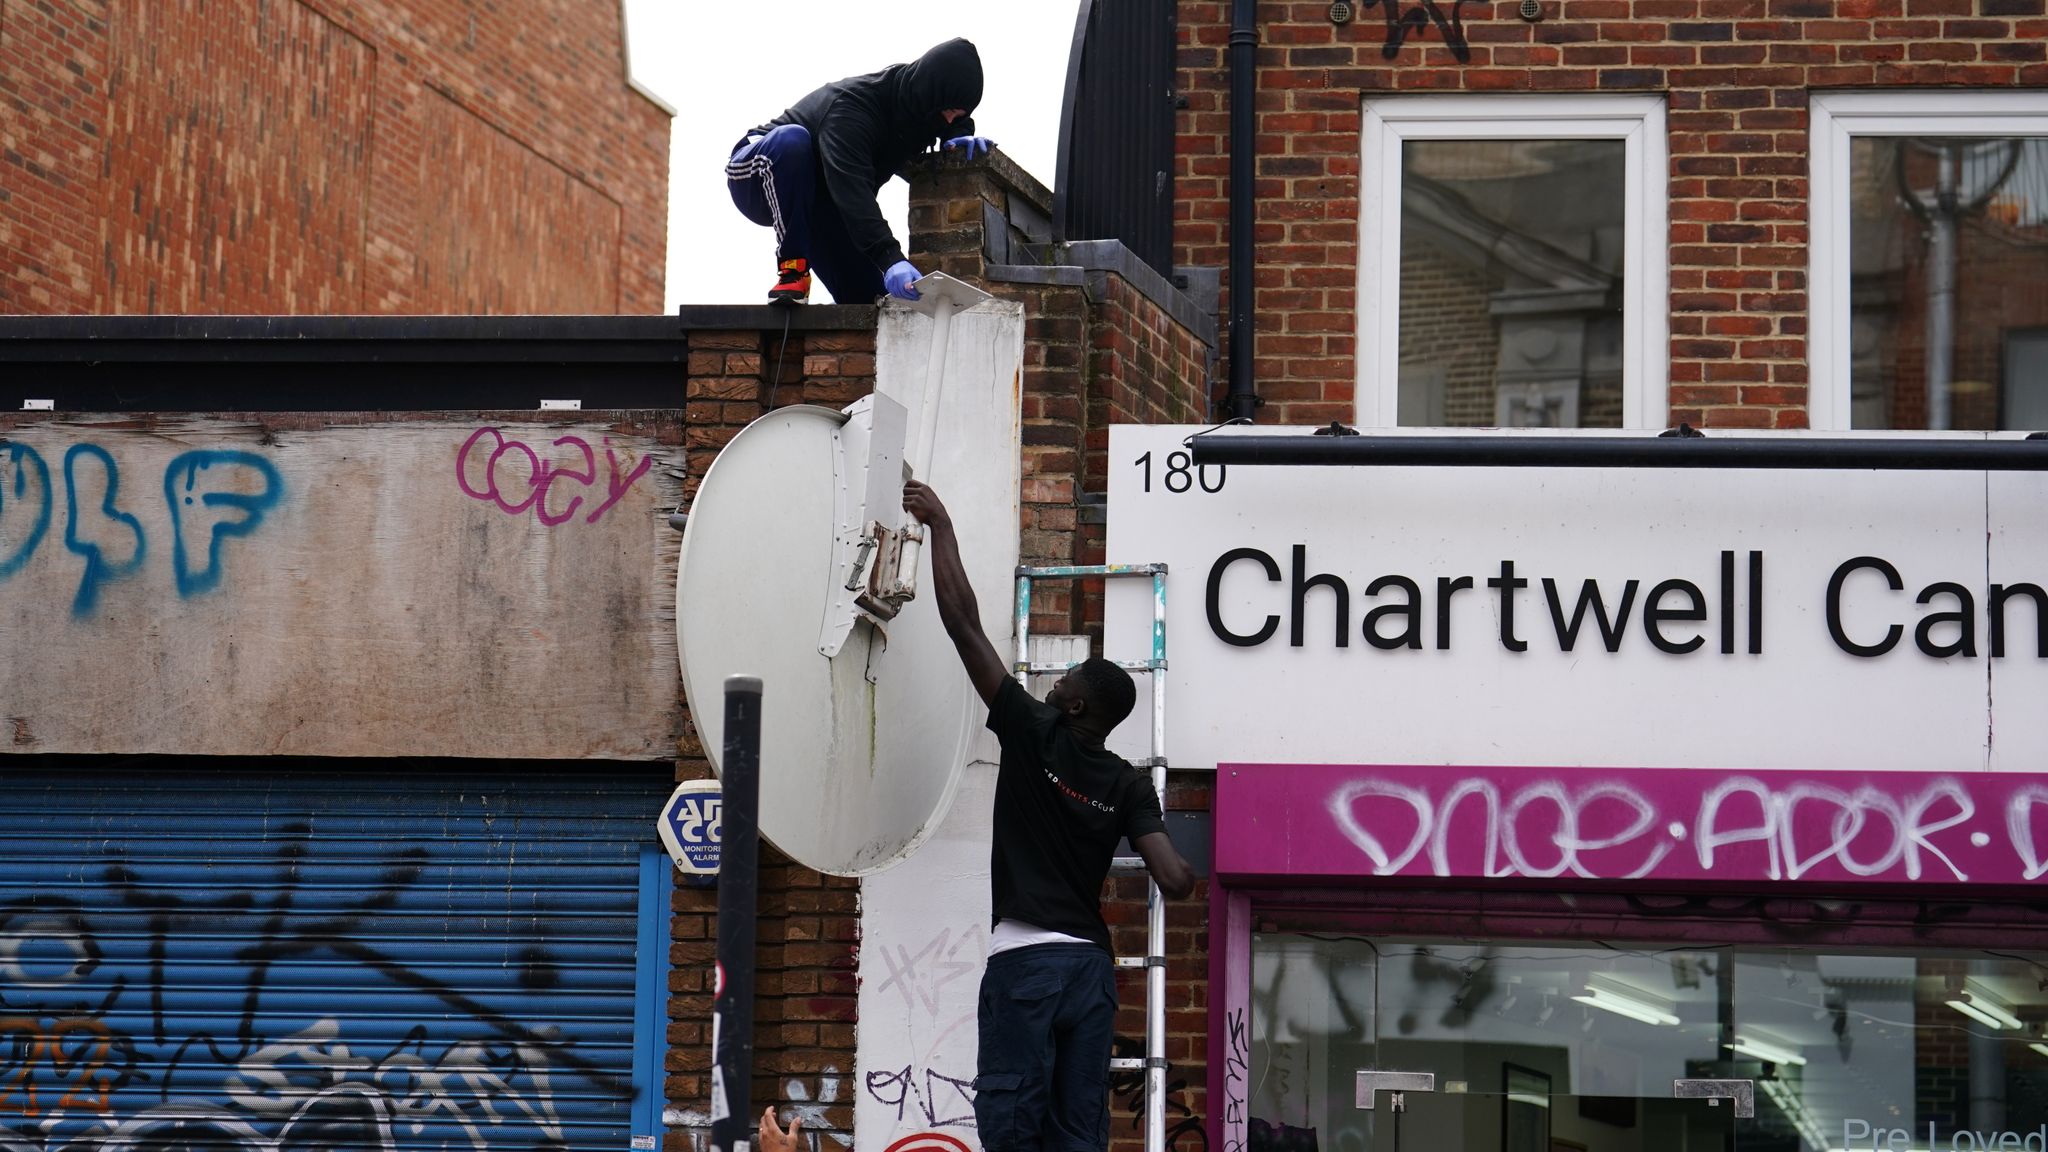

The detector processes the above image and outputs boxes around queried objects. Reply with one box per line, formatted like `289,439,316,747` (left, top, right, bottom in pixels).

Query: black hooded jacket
751,39,983,272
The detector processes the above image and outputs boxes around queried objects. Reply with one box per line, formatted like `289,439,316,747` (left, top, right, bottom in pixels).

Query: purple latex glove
884,261,922,301
944,136,997,160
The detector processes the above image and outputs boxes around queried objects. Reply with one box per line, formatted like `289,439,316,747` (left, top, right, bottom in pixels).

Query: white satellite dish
676,274,1015,876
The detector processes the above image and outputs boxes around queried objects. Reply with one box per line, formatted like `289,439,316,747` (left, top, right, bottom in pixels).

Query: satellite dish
676,274,1012,876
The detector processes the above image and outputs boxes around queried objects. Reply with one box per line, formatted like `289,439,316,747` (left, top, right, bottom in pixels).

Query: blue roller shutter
0,763,670,1152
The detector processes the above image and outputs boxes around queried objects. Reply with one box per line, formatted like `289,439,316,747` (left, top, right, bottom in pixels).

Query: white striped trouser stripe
725,152,787,248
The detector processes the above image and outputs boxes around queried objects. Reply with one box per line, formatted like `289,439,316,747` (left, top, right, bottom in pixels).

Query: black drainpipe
1227,0,1259,421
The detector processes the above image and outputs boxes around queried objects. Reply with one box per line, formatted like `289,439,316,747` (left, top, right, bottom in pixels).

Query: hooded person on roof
727,38,992,306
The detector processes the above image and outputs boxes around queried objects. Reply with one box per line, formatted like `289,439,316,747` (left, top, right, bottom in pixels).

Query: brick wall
1078,273,1213,627
669,316,879,1152
0,0,669,315
1015,278,1099,638
1172,0,2048,427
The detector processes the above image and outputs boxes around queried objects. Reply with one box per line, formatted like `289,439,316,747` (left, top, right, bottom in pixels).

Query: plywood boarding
0,418,682,758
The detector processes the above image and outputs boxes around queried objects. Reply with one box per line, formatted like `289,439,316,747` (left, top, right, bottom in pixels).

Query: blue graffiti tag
164,450,284,598
62,444,148,617
0,442,53,580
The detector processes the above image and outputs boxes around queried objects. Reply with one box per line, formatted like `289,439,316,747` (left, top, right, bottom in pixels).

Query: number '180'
1134,451,1225,494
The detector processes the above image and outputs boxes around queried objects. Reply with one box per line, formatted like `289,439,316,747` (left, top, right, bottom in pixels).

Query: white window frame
1357,94,1669,429
1808,90,2048,431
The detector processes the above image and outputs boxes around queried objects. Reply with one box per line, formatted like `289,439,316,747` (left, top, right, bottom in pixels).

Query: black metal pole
708,675,761,1152
1186,432,2048,470
1226,0,1258,422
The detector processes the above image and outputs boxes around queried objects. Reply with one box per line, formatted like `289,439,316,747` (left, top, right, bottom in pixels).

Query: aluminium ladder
1012,562,1171,1152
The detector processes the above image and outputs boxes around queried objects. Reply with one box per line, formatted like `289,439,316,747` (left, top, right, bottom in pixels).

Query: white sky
623,1,1081,309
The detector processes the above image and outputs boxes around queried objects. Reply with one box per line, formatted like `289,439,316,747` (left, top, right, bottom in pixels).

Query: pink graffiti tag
457,428,654,526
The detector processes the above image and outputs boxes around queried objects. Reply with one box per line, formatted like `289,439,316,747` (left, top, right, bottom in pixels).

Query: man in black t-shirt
904,479,1195,1152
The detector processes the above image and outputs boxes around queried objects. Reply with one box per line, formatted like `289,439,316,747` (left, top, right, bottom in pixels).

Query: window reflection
1849,136,2048,430
1250,935,2048,1152
1397,139,1627,429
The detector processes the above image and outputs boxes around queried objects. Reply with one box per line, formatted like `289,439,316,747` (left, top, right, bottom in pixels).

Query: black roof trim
0,308,879,362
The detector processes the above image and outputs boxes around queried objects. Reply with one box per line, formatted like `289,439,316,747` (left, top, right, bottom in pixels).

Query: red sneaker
768,258,810,305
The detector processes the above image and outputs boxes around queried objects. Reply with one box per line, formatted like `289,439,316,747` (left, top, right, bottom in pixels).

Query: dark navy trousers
726,124,886,303
974,944,1117,1152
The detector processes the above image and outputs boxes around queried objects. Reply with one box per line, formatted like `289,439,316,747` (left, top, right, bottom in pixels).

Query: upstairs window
1359,95,1668,429
1810,92,2048,431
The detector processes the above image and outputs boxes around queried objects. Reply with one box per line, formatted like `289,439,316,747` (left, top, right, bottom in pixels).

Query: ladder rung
1017,563,1167,579
1130,756,1168,769
1110,855,1145,871
1109,1057,1144,1071
1018,660,1162,674
1115,955,1167,968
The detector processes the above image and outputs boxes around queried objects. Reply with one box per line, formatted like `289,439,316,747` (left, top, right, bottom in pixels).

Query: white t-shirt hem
989,918,1093,956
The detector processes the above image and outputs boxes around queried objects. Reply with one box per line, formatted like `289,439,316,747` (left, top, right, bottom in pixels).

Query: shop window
1359,96,1668,430
1249,932,2048,1152
1809,92,2048,431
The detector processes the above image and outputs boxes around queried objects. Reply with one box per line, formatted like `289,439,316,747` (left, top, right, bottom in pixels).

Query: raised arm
902,480,1008,704
1133,831,1195,900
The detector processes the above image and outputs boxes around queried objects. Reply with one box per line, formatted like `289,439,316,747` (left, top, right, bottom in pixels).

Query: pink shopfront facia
1214,762,2048,888
1203,762,2048,1152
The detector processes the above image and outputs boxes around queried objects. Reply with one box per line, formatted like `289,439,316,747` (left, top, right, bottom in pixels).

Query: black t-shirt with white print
984,677,1167,952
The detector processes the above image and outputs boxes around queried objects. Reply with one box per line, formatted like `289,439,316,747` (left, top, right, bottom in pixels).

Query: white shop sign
1103,426,2048,774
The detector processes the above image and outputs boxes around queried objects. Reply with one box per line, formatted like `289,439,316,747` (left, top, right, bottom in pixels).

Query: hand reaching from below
758,1108,802,1152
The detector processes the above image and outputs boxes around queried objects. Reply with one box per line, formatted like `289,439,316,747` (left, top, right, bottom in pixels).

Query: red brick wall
0,0,109,312
1013,280,1099,636
1078,274,1213,627
1173,0,2048,427
669,322,878,1152
415,88,625,312
1089,275,1215,433
0,0,668,315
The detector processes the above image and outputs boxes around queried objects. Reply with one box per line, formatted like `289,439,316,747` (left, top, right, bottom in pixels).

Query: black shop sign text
1203,546,2048,660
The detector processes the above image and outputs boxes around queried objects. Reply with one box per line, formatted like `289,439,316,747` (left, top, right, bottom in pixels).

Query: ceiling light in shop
1728,1034,1808,1066
2030,1043,2048,1059
1571,984,1680,1027
1946,989,2024,1030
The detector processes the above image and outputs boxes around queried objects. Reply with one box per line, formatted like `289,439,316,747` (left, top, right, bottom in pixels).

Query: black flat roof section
0,309,876,411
